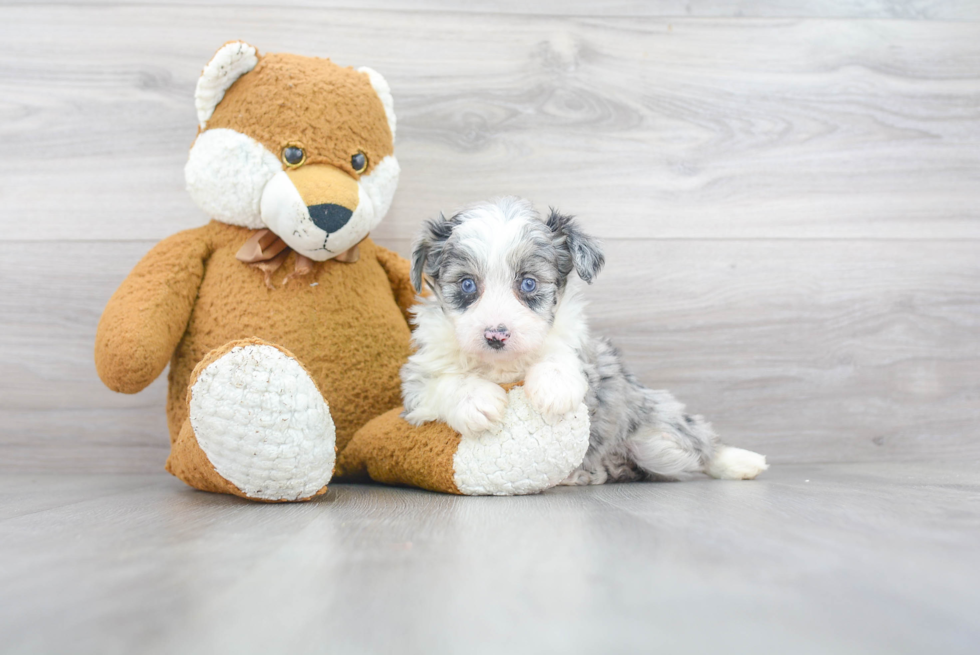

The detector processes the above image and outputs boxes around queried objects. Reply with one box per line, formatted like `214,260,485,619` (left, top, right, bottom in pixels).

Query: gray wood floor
1,463,978,654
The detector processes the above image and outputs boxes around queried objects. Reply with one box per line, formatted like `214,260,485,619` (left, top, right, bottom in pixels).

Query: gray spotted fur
572,337,718,484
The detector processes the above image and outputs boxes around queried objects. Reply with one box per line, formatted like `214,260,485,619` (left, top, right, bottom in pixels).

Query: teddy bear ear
358,66,397,141
195,41,260,130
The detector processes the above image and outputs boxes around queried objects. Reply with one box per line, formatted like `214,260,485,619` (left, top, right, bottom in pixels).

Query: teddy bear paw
452,386,591,496
188,343,336,501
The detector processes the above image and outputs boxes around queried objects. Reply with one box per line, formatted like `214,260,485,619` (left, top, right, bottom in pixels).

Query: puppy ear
411,213,456,292
546,209,605,284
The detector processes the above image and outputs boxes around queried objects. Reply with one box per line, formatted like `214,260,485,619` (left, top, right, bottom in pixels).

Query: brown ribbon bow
235,229,360,289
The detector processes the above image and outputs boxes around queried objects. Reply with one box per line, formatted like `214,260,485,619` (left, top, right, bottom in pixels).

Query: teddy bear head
184,41,399,260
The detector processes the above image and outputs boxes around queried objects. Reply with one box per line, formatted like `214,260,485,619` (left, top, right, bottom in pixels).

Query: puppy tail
629,432,705,481
704,445,769,480
627,392,768,480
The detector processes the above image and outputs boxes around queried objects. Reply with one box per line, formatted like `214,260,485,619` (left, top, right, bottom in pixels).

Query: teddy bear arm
94,229,211,394
373,244,420,326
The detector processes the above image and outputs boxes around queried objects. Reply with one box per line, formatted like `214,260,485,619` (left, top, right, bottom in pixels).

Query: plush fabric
165,338,331,503
204,52,393,179
184,128,282,229
338,408,463,494
94,42,589,501
100,222,414,453
186,339,336,501
339,385,591,496
195,41,259,129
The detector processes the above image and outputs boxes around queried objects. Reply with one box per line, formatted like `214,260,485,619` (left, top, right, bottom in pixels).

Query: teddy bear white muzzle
184,127,400,262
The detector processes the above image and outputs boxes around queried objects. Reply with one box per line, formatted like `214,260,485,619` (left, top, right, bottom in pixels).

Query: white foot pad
453,386,590,496
189,344,336,500
705,446,769,480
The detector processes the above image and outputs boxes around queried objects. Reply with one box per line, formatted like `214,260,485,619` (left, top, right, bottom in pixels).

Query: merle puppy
400,197,767,483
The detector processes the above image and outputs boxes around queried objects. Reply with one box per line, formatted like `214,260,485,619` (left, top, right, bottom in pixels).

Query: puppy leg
628,425,708,480
631,426,768,481
447,376,509,436
525,351,588,422
621,389,713,480
628,390,767,481
403,373,508,437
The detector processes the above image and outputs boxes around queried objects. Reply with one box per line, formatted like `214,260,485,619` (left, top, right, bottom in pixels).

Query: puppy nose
484,325,510,350
307,203,353,234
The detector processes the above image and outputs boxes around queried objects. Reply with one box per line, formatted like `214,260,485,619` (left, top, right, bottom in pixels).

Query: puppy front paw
447,380,508,436
525,363,587,422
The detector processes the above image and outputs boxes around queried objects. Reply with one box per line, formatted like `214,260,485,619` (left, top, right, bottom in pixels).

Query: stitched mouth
308,203,353,234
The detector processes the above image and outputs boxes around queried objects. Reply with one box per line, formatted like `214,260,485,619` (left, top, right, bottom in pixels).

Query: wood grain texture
1,466,979,654
1,237,976,472
0,4,978,471
2,1,978,20
1,7,979,241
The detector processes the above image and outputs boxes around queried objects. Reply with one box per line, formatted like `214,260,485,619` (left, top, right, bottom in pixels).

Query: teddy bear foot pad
452,386,590,495
187,342,336,501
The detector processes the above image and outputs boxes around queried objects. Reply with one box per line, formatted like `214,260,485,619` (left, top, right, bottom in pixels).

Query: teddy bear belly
166,253,413,452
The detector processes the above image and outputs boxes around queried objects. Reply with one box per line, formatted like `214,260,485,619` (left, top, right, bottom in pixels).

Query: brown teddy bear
95,42,590,501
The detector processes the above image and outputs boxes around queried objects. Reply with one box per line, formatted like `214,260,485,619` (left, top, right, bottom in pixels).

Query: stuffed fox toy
95,42,589,501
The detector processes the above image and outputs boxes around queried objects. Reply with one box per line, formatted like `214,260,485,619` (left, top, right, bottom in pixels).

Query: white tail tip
705,446,769,480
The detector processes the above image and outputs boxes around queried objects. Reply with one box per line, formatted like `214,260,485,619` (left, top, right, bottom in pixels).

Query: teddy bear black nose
307,203,353,234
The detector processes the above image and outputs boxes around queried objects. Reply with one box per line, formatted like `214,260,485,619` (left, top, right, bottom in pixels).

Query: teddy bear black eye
351,151,368,174
282,146,305,167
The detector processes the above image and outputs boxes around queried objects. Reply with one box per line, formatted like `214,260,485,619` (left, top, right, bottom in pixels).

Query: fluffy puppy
401,197,768,483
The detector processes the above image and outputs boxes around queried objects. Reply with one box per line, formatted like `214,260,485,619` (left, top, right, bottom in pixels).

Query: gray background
0,1,977,471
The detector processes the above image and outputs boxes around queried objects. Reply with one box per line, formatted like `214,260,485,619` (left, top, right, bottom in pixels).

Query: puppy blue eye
521,278,536,292
460,278,477,294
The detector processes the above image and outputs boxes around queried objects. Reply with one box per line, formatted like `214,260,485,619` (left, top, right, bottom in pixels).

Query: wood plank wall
1,2,977,472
